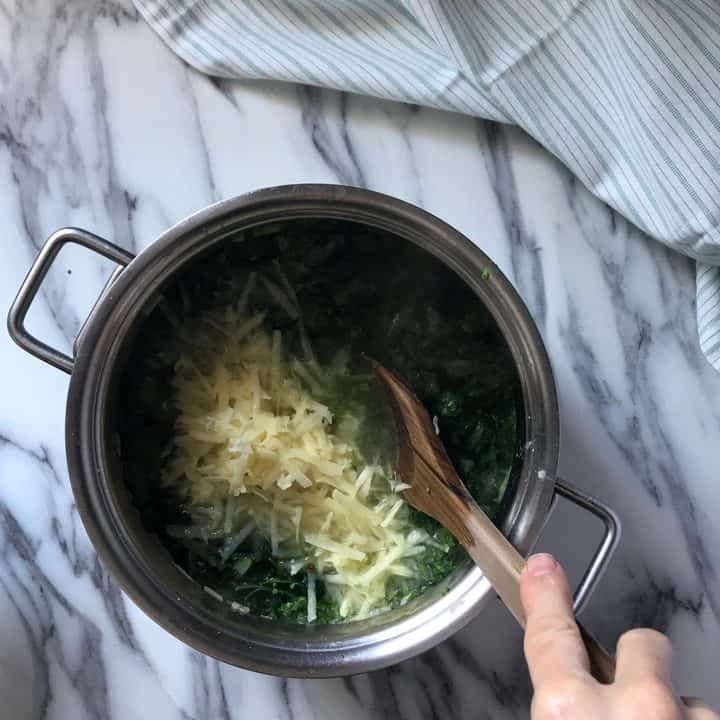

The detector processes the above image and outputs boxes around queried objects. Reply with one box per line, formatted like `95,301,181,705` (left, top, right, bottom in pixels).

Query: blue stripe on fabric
134,0,720,369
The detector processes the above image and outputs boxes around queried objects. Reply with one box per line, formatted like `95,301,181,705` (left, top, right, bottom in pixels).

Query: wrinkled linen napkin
135,0,720,368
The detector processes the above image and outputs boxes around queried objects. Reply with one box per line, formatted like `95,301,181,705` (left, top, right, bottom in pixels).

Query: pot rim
65,184,558,676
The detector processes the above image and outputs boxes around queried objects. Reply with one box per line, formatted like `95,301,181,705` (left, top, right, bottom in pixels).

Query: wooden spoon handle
579,623,616,683
462,503,617,683
462,503,526,623
462,504,710,713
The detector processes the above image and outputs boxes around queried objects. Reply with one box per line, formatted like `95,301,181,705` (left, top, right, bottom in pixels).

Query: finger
615,629,673,685
521,553,591,689
683,697,720,720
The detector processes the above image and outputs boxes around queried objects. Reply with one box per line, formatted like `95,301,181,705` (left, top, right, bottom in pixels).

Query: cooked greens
117,219,521,623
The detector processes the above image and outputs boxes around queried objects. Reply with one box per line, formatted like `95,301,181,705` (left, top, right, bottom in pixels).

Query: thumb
521,554,591,689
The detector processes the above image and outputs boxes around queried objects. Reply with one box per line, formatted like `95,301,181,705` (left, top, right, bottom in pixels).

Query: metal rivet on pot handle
7,227,134,374
553,478,622,614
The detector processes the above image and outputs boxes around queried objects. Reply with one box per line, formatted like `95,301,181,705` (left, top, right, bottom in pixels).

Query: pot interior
107,217,525,641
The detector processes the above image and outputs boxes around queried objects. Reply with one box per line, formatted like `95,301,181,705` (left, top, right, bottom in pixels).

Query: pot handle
552,478,621,614
7,228,134,374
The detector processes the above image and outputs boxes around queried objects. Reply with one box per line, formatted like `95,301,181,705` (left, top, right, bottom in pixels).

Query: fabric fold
135,0,720,369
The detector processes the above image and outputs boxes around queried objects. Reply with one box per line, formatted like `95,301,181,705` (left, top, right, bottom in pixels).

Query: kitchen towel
135,0,720,368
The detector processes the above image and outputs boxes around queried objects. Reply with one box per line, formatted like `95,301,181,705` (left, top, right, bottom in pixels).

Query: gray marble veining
1,1,719,718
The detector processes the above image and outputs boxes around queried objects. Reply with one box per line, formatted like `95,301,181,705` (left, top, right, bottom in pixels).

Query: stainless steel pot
7,185,619,677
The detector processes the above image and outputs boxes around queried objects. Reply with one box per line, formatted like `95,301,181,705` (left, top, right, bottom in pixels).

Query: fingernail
526,553,557,577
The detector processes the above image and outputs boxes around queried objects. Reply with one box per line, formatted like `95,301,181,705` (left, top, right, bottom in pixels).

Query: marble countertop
2,2,719,718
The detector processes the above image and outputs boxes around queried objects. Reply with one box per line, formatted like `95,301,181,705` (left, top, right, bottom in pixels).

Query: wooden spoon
370,360,616,684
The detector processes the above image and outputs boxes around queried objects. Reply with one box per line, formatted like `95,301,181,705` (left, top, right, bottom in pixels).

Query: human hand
520,553,719,719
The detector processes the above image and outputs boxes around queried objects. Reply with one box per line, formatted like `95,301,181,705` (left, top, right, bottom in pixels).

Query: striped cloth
135,0,720,368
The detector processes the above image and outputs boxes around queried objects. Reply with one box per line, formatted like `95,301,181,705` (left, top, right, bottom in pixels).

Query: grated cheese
164,309,420,620
307,571,317,622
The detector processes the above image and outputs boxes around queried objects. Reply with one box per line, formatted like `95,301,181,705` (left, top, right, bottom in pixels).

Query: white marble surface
1,1,719,718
